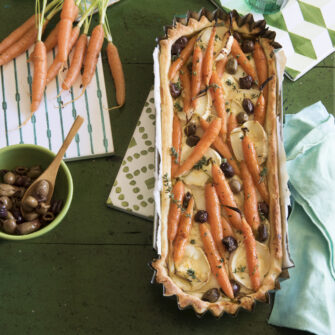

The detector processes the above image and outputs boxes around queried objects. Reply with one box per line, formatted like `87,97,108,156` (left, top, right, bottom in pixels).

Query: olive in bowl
0,144,73,240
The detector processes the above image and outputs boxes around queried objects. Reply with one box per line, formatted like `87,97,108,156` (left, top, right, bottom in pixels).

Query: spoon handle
50,116,84,170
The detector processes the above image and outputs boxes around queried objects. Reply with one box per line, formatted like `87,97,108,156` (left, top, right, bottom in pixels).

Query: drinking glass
244,0,289,14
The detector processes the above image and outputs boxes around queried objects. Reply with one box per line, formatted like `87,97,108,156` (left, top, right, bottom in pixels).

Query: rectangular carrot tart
152,10,283,316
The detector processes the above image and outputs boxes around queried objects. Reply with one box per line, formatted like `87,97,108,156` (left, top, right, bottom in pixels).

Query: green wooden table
0,0,334,334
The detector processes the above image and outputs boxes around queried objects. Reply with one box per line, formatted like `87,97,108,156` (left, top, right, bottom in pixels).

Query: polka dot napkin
107,89,155,220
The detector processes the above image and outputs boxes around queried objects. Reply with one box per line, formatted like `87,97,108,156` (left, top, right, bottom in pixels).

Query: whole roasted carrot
240,161,260,231
221,216,234,238
227,112,237,151
241,217,261,291
171,115,182,176
191,45,203,108
254,92,266,126
168,35,197,80
231,38,257,81
0,14,36,54
82,24,104,88
57,0,76,63
180,65,191,117
199,118,240,176
173,118,221,178
212,164,242,230
173,196,194,264
253,41,268,102
202,27,216,86
62,32,87,90
106,41,125,107
209,71,227,138
46,25,80,85
242,134,269,203
167,180,185,242
205,183,229,258
199,223,234,299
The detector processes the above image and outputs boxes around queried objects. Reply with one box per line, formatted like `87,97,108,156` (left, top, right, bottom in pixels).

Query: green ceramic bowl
0,144,73,240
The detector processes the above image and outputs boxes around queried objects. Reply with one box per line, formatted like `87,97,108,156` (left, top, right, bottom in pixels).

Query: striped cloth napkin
218,0,335,80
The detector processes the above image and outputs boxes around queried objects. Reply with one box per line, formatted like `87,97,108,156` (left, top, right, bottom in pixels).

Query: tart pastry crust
152,9,283,316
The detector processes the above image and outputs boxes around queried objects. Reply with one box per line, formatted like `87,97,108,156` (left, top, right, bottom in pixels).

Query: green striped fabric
219,0,335,80
0,44,114,160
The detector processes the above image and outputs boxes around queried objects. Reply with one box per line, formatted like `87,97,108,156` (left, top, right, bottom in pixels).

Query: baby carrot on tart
173,196,194,264
167,180,185,243
173,118,221,178
171,115,182,176
191,45,204,108
199,223,234,299
202,27,216,87
180,65,192,117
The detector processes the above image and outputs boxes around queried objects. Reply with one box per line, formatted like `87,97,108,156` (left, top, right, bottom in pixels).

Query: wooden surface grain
0,0,333,334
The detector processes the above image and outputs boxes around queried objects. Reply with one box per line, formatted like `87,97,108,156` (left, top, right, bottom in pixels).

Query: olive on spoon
21,116,84,216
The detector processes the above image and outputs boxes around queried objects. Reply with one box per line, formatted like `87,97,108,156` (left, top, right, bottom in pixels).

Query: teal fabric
268,102,335,335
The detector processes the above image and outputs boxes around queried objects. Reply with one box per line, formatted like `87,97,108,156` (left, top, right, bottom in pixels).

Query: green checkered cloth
219,0,335,80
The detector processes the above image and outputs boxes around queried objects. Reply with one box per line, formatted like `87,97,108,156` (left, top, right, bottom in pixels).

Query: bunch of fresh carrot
0,0,125,126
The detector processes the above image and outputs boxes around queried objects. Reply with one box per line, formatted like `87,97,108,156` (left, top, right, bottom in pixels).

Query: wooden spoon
21,116,84,214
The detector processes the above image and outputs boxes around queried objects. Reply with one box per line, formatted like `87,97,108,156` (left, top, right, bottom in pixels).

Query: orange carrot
173,118,221,178
199,223,234,299
221,216,234,238
240,161,260,231
171,115,182,176
82,24,104,88
212,164,242,230
46,25,80,85
62,33,87,90
31,41,47,113
202,27,216,86
168,35,197,80
241,217,261,291
253,41,268,102
173,196,194,264
199,118,240,176
216,57,228,78
167,180,185,242
205,183,228,258
231,38,257,81
209,71,227,138
57,0,76,63
227,112,237,151
0,26,39,66
107,41,125,107
0,14,36,54
242,134,269,203
180,65,191,117
254,92,266,126
191,45,203,108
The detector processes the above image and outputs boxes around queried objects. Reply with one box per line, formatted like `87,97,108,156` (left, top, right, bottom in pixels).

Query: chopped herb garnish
170,146,179,164
193,71,197,76
174,102,183,112
209,83,220,91
226,79,233,86
190,239,196,244
187,269,196,279
260,167,268,183
193,156,210,170
234,265,246,273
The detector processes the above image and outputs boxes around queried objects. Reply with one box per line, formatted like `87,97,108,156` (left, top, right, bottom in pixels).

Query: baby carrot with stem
240,161,260,231
191,44,203,108
209,71,227,139
227,112,237,150
167,180,185,243
199,118,240,176
0,0,59,54
179,65,191,118
254,76,273,126
202,27,216,86
30,0,48,117
205,183,232,258
253,41,268,101
242,134,269,203
212,164,242,231
168,35,197,81
104,18,126,108
216,57,228,78
199,223,234,299
173,118,221,178
171,115,182,176
230,38,258,82
173,196,194,264
57,0,76,63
